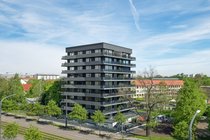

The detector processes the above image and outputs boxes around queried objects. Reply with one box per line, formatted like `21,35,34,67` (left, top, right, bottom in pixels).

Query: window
77,66,83,70
69,52,74,56
86,73,91,77
78,59,83,63
105,65,112,70
95,65,100,69
86,50,91,54
69,67,74,70
86,66,91,70
95,81,100,85
105,74,112,78
95,57,101,62
105,57,112,63
95,49,101,53
78,51,83,55
86,81,91,85
86,58,90,62
95,73,101,77
69,59,74,63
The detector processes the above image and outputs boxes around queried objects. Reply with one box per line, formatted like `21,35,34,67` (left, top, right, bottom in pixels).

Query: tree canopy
68,103,87,122
173,79,207,123
3,122,19,140
45,100,61,116
24,126,43,140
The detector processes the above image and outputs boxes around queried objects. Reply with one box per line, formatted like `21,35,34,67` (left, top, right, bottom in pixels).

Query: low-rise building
133,78,184,98
33,74,60,80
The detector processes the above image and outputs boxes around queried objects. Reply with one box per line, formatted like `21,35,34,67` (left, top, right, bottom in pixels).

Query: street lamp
0,94,16,140
188,110,201,140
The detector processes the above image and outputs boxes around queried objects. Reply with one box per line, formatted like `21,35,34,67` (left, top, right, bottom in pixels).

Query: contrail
128,0,140,31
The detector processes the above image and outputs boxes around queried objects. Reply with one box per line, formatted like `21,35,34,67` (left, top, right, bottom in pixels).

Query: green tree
172,121,188,140
45,100,61,116
173,79,206,123
8,74,24,95
3,122,19,140
24,126,43,140
40,80,61,105
68,103,87,130
91,110,106,135
0,77,9,98
28,79,44,98
173,79,207,139
26,103,45,116
114,111,126,136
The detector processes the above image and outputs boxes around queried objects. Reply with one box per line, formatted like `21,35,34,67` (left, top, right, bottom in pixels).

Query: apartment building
61,42,136,117
133,78,184,98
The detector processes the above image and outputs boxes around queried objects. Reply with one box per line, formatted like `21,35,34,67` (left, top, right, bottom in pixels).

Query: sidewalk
2,115,139,140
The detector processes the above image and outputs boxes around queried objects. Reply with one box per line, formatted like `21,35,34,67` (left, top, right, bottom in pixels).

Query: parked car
155,115,170,123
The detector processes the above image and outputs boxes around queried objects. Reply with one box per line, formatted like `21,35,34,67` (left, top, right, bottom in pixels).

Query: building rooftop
134,79,184,86
66,42,132,53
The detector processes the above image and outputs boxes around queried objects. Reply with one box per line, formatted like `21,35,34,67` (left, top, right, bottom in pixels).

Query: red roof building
133,79,184,98
22,84,32,92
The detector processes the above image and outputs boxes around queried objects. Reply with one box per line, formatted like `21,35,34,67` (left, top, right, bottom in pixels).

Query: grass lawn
132,135,176,140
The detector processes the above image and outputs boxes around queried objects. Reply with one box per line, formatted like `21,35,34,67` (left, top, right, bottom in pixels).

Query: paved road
2,115,112,140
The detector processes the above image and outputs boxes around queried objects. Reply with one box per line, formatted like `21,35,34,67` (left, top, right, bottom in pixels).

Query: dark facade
61,42,136,117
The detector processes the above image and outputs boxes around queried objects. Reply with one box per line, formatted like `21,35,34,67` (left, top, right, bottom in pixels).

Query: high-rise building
61,42,136,117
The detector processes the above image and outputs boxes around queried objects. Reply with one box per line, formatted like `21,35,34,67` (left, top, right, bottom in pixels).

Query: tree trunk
146,111,151,137
98,124,100,135
146,125,151,137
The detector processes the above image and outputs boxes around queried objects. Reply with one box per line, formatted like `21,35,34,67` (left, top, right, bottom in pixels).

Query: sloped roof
22,84,32,91
134,79,184,86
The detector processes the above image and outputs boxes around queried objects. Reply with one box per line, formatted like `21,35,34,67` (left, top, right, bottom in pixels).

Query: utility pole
65,94,68,128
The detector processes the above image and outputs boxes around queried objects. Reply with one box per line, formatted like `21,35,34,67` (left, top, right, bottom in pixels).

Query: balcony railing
62,52,136,60
61,91,135,98
61,61,136,67
63,77,134,81
61,84,135,89
62,69,135,74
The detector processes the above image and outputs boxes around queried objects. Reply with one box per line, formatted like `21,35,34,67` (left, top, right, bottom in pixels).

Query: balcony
63,77,134,81
61,99,101,106
61,91,135,98
101,100,130,107
61,52,136,61
103,107,135,115
62,69,135,74
61,99,129,107
61,84,135,89
61,61,136,67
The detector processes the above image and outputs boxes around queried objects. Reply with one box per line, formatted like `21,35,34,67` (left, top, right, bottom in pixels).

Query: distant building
133,78,184,98
33,74,60,80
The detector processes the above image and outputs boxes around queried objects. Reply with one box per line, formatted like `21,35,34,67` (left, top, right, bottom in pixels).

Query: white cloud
0,41,64,75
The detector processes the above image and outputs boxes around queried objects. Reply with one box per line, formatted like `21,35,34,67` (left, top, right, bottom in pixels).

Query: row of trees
0,74,62,105
3,123,42,140
0,74,62,117
69,103,126,135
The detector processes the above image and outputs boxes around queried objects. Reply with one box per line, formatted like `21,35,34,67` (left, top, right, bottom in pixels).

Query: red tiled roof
22,84,32,91
134,79,184,86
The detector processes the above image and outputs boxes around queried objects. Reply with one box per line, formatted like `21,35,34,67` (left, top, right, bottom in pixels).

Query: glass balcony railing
62,51,136,60
61,61,135,67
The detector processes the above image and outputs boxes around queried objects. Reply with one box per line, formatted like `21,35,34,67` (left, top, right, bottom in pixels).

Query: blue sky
0,0,210,76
